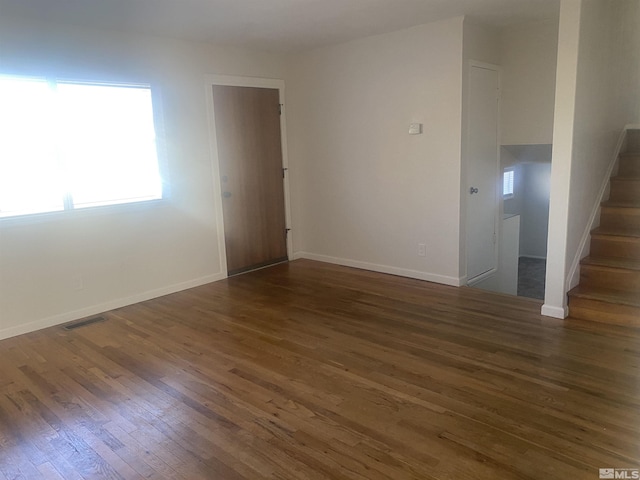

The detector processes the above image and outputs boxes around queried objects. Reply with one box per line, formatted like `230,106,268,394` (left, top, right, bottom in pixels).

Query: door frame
463,60,501,286
205,75,293,277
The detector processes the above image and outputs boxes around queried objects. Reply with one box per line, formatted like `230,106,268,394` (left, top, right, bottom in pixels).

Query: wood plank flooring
0,259,639,479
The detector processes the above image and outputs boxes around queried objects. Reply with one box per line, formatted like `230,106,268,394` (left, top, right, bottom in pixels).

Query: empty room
0,0,639,479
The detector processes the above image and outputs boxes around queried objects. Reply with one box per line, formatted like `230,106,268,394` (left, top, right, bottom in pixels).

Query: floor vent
63,316,106,330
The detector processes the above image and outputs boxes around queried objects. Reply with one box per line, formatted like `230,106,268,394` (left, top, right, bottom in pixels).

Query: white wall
544,0,640,318
503,148,552,260
504,162,551,258
521,163,551,259
500,19,559,145
499,15,556,267
0,16,286,339
463,21,501,65
286,17,466,285
610,1,640,123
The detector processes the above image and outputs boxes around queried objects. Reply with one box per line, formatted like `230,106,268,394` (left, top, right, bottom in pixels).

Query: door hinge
285,228,291,236
282,167,288,178
279,103,283,115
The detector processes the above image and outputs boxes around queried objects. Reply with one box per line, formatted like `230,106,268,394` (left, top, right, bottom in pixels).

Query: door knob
469,187,479,194
223,191,231,198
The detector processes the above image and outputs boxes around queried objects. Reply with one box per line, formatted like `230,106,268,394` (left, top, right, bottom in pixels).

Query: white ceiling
0,0,560,53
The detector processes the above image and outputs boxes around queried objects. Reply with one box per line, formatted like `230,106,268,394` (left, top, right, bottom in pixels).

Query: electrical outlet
418,243,426,257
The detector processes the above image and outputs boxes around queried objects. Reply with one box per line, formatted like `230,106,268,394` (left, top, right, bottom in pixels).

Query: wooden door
466,64,500,282
212,85,288,275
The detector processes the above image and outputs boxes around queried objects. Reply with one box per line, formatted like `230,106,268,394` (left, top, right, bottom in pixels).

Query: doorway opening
471,145,552,301
502,145,552,300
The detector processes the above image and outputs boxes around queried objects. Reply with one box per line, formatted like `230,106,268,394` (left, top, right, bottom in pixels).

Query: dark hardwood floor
0,259,638,479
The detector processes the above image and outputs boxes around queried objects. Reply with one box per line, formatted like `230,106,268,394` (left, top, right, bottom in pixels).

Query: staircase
568,129,640,326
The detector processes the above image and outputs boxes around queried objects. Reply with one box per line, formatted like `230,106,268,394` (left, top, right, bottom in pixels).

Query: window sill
0,198,168,228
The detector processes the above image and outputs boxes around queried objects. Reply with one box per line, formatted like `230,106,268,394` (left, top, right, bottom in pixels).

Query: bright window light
503,169,514,198
0,77,65,217
0,76,163,219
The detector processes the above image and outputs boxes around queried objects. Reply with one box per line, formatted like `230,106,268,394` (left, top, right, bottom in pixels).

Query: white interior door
466,64,500,282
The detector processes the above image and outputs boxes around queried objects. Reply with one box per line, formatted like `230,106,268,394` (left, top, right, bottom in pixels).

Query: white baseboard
0,272,227,341
541,303,568,319
294,252,463,286
466,267,498,287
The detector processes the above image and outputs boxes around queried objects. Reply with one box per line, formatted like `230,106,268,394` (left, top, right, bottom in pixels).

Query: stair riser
626,131,640,152
609,180,640,203
600,208,640,231
569,297,640,326
600,212,640,231
619,156,640,176
590,236,640,260
580,265,640,294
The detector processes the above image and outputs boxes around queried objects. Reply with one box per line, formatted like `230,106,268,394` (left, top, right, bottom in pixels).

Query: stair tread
611,176,640,181
601,200,640,208
581,255,640,270
591,226,640,238
568,285,640,308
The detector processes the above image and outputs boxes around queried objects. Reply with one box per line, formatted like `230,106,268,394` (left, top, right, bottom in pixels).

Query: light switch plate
409,123,423,135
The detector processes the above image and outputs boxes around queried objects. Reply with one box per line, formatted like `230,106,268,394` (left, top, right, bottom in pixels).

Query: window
0,75,163,219
503,168,514,198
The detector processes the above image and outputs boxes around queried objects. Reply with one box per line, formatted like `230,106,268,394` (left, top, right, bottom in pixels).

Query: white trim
0,272,226,341
279,97,294,258
543,0,580,317
204,75,284,90
566,125,630,291
464,61,502,285
466,268,498,286
541,303,568,319
204,74,294,271
205,81,229,277
295,252,463,287
469,60,503,72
